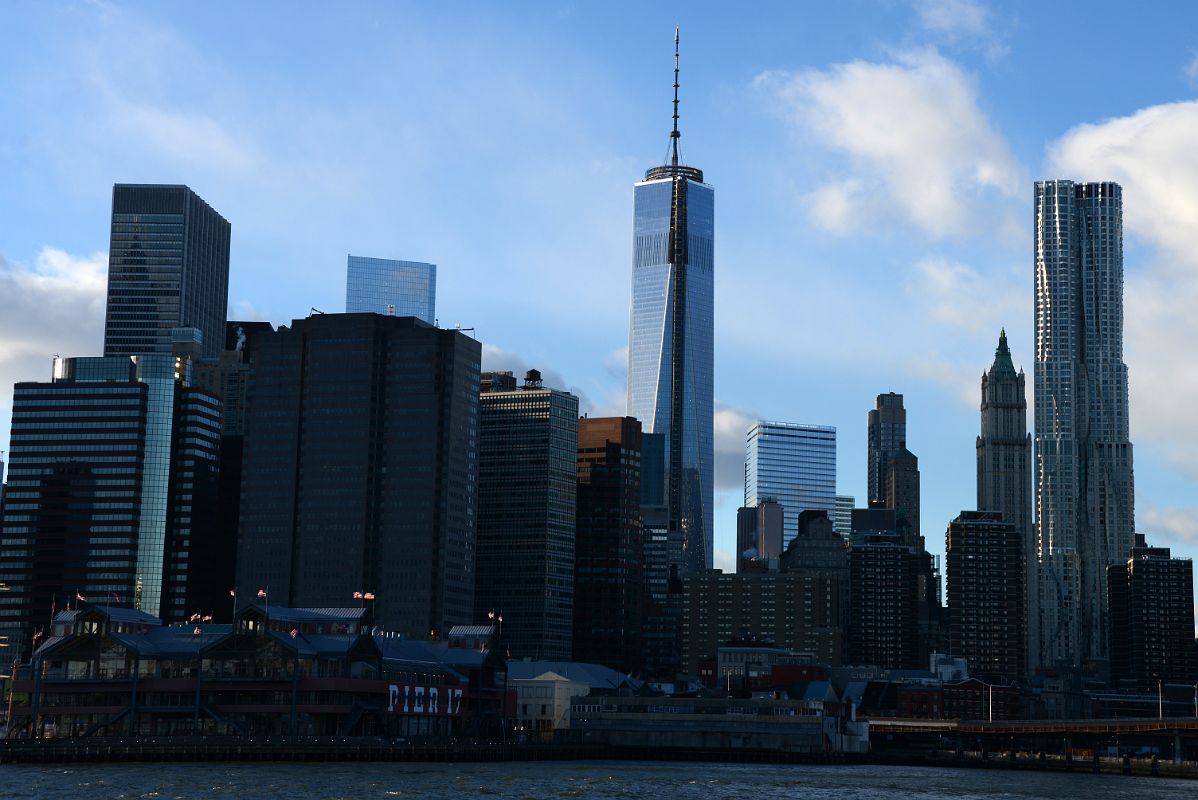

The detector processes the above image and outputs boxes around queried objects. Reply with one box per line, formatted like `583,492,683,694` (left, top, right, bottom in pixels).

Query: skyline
3,2,1198,580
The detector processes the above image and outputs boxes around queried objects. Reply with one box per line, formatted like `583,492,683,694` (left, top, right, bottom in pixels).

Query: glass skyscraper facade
627,161,713,574
104,185,231,361
0,354,221,658
1033,180,1134,668
744,421,837,547
345,255,436,324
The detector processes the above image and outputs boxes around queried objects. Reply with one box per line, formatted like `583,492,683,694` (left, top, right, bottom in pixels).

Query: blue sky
3,0,1198,576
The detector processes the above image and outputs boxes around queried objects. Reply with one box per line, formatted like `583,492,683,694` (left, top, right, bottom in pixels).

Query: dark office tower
574,417,645,674
0,355,221,658
236,314,480,638
1107,535,1195,687
867,393,906,508
736,501,784,573
976,329,1034,672
946,511,1025,683
104,185,231,360
627,31,714,576
848,509,922,669
639,432,681,679
1034,180,1135,667
476,370,579,660
190,321,275,621
885,448,920,541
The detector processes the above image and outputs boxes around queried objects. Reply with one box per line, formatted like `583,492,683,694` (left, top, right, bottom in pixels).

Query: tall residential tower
627,31,714,574
1034,180,1134,667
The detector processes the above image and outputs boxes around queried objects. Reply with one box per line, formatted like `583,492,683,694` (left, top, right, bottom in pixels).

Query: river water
3,761,1194,799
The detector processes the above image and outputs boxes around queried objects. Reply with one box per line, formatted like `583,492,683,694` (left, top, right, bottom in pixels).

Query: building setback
476,370,578,660
103,184,231,361
573,416,645,674
884,447,920,540
946,511,1025,683
627,32,714,575
744,422,836,547
1107,535,1195,687
0,354,221,658
867,393,905,508
235,314,480,639
345,255,436,324
1034,180,1135,667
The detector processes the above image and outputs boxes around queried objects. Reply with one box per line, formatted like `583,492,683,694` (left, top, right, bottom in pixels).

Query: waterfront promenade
3,733,1198,780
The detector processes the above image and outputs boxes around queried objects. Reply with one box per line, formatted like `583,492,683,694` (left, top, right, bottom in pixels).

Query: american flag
193,627,202,636
229,589,236,598
363,592,375,601
257,589,267,598
76,592,87,602
352,591,364,599
290,629,299,639
201,615,213,623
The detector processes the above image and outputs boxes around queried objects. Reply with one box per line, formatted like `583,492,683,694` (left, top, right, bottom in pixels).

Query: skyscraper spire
670,27,681,167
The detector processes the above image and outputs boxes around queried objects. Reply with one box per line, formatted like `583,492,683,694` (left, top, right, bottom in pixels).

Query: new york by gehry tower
1034,180,1135,668
627,30,714,574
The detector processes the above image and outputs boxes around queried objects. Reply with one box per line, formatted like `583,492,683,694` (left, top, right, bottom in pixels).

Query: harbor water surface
3,761,1196,799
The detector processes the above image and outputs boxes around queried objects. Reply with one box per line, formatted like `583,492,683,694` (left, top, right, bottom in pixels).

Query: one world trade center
627,30,714,574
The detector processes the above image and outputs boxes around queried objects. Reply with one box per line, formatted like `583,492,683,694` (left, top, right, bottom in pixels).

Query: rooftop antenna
670,27,681,168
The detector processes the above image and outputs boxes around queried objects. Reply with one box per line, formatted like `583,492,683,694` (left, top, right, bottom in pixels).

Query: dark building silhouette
1107,534,1195,687
638,432,681,679
103,184,231,361
867,393,905,507
946,511,1025,683
736,500,783,573
235,314,480,638
0,355,221,659
975,329,1034,675
573,416,644,674
884,448,920,540
190,321,275,621
680,570,844,674
848,509,923,669
779,509,849,662
476,369,578,660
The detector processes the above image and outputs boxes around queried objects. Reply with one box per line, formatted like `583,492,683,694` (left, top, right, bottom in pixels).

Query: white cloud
1048,101,1198,478
480,343,595,413
1186,54,1198,86
1049,101,1198,271
713,548,736,574
760,49,1025,239
714,401,757,493
910,256,1023,333
1139,505,1198,546
913,0,1011,61
915,0,991,38
0,248,108,460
